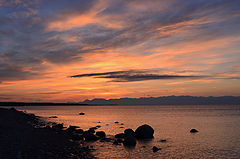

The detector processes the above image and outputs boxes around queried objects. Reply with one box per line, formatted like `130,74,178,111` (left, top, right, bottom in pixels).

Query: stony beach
0,108,95,159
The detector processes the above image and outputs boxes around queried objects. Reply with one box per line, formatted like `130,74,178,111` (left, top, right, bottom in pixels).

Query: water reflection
16,105,240,159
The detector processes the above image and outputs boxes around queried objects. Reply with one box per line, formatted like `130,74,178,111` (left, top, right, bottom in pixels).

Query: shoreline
0,107,95,159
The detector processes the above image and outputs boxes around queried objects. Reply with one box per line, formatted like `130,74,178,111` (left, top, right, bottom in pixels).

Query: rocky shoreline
0,108,95,159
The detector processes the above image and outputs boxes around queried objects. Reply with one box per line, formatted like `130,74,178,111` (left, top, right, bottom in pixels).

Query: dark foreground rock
0,108,95,159
135,124,154,139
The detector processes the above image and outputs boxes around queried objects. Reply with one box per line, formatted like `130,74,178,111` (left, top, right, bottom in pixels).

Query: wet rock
190,129,198,133
79,112,85,115
96,131,106,138
116,138,123,143
135,124,154,139
115,133,126,138
70,134,83,141
100,138,112,142
90,127,98,130
75,128,84,134
124,129,135,136
83,131,98,141
52,123,64,130
49,116,58,118
152,146,161,152
66,126,79,132
88,128,95,134
113,140,120,145
123,136,136,146
43,125,51,129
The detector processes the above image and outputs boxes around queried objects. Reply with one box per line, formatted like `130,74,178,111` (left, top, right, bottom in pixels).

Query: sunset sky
0,0,240,102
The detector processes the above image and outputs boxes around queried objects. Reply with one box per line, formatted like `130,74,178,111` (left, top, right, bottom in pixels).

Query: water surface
15,105,240,159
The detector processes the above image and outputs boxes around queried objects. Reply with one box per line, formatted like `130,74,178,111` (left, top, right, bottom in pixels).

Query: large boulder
135,124,154,139
123,136,136,146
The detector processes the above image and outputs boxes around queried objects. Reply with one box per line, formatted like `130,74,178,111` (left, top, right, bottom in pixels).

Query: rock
49,116,58,118
160,139,167,142
83,131,98,141
119,127,124,128
114,121,119,124
87,129,95,134
79,112,85,115
100,138,112,142
66,125,79,132
135,124,154,139
120,123,124,125
115,133,126,138
152,146,161,152
190,129,198,133
96,125,101,128
123,136,136,146
89,127,98,130
124,129,135,136
113,140,120,145
70,134,83,141
75,129,84,134
96,131,106,138
116,138,123,143
52,123,64,130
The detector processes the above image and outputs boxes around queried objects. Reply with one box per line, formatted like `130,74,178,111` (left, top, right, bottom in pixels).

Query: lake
16,105,240,159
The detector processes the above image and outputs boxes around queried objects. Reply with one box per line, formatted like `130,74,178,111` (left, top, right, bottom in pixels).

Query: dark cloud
0,63,37,81
70,70,204,82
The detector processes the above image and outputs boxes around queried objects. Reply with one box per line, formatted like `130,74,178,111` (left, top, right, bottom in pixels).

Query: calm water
14,105,240,159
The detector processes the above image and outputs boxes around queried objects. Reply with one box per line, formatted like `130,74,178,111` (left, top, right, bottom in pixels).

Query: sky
0,0,240,102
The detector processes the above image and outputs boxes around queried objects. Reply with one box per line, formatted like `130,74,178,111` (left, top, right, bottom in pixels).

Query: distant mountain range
80,96,240,105
1,96,240,106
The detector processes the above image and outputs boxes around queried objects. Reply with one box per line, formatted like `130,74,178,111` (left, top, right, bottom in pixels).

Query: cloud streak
70,70,205,82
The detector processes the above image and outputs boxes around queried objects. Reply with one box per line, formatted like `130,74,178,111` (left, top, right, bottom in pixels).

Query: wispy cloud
70,70,205,82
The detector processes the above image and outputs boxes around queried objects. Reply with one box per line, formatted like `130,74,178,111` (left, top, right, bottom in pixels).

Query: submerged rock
160,139,167,142
123,136,136,146
135,124,154,139
190,129,199,133
152,146,161,152
49,116,58,118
